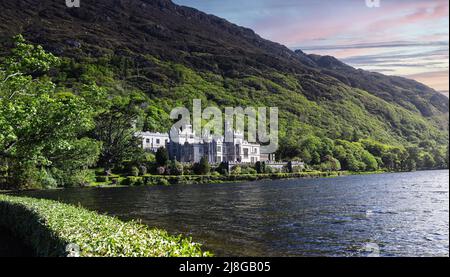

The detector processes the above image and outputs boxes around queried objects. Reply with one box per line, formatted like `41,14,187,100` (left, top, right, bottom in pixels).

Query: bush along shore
92,170,349,187
0,195,211,257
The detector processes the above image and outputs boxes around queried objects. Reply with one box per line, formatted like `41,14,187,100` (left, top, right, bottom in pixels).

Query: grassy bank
0,194,211,257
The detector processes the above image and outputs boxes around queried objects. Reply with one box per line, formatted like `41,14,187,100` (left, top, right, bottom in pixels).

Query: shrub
266,166,280,173
130,166,140,177
155,147,169,167
157,178,170,186
168,160,183,175
317,156,342,172
255,161,266,174
230,165,241,175
95,176,109,183
121,176,144,186
36,169,58,189
291,166,304,173
139,165,148,176
210,171,221,177
193,157,210,175
182,163,194,175
110,177,120,185
241,167,257,175
216,162,229,175
0,195,211,257
64,170,95,187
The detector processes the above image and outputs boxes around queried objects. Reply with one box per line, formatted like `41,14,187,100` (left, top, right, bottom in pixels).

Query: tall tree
0,36,100,188
92,94,144,173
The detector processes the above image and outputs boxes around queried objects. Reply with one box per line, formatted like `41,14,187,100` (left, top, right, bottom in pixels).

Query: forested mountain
0,0,448,188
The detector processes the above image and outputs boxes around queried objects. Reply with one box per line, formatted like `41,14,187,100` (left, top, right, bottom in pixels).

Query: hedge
117,171,345,186
0,194,211,257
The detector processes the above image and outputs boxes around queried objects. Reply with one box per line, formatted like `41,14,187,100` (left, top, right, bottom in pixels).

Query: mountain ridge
0,0,448,149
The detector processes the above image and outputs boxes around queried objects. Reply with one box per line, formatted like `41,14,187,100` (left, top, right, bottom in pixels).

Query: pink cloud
405,70,449,95
251,0,448,47
367,2,449,33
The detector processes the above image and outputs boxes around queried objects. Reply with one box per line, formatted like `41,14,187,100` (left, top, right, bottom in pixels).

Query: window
156,139,160,144
244,148,249,158
217,146,222,152
146,139,150,143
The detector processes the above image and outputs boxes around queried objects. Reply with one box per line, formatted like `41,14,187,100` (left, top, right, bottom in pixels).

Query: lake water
18,170,449,257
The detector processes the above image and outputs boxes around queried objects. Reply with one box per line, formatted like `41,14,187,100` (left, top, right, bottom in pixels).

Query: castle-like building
136,125,274,164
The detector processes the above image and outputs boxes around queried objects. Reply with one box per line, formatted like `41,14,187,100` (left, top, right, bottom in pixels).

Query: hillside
0,0,448,154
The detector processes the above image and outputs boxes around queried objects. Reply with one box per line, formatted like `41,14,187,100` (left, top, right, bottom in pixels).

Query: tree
422,153,435,169
168,160,183,175
193,156,210,175
319,155,341,172
405,146,420,171
92,95,144,173
276,137,301,160
3,35,60,76
300,149,312,164
382,153,396,171
255,161,266,174
0,36,100,188
155,147,169,167
361,151,378,171
301,136,322,165
216,162,229,175
446,145,449,169
333,140,377,172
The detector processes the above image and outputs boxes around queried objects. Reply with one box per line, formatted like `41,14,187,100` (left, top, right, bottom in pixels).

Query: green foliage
96,175,109,183
0,195,211,257
3,35,60,76
157,178,171,186
155,147,169,167
333,140,378,172
1,35,448,190
92,94,144,172
139,165,148,176
255,161,266,174
64,169,96,187
122,176,144,186
230,165,241,175
317,156,342,172
0,37,101,189
215,162,229,175
193,157,210,175
130,166,140,177
168,160,183,175
241,166,257,175
421,153,436,169
35,168,58,189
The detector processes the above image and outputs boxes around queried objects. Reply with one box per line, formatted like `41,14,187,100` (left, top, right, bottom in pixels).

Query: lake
18,170,449,257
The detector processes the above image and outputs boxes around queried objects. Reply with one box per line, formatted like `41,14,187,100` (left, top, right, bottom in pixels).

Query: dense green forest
0,36,448,190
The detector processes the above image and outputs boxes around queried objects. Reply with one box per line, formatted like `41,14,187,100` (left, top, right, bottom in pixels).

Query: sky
173,0,449,96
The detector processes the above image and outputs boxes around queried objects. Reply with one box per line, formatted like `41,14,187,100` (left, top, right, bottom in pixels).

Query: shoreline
2,169,448,193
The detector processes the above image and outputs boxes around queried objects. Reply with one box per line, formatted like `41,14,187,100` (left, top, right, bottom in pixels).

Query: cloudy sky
173,0,449,96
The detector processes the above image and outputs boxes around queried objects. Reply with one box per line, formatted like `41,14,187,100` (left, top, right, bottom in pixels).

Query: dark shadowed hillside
0,0,448,153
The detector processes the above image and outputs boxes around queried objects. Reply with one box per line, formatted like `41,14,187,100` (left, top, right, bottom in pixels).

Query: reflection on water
18,170,449,257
